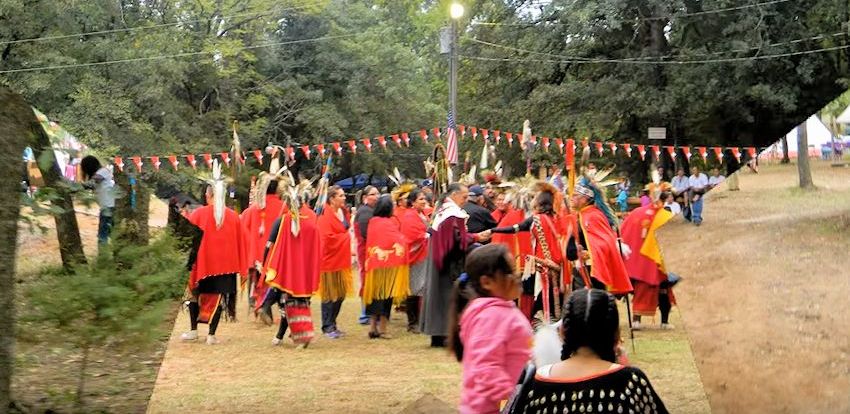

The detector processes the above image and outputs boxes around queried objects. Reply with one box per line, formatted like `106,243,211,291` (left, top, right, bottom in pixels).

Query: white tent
778,115,835,157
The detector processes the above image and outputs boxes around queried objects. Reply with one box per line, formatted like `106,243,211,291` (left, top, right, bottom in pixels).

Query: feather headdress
575,170,619,229
206,160,227,229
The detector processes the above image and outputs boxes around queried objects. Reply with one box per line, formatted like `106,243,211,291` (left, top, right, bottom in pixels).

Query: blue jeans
691,197,704,224
98,208,113,244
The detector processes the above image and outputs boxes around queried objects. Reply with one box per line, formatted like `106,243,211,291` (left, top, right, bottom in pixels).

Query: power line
472,0,792,26
467,32,849,62
0,2,323,47
0,33,362,74
460,43,850,65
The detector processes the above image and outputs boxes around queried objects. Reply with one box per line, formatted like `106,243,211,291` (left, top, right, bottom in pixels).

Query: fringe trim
362,265,410,306
319,269,353,302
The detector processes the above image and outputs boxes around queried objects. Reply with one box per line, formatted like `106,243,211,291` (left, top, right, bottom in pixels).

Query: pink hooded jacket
459,297,533,414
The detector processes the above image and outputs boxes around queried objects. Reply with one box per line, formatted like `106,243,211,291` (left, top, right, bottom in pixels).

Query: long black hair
560,289,620,363
80,155,102,180
406,188,423,206
535,190,555,215
448,243,515,362
373,194,394,218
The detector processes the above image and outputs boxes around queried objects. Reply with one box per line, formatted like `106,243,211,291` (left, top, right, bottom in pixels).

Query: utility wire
0,2,323,46
460,43,850,65
0,33,362,74
472,0,792,26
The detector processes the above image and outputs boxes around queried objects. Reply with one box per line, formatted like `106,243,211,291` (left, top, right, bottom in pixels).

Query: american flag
446,111,459,165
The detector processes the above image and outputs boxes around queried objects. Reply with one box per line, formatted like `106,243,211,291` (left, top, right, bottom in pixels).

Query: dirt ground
659,161,850,414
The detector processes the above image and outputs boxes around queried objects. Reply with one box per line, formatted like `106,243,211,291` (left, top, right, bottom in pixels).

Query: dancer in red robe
181,161,244,345
399,187,429,332
316,185,353,338
240,173,283,319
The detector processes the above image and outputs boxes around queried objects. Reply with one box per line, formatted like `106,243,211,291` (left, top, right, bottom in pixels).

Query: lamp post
448,3,463,136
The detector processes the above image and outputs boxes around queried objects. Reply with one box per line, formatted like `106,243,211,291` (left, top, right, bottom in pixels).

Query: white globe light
450,3,464,19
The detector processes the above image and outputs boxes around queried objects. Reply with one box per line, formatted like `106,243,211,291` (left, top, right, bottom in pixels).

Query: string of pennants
110,124,760,172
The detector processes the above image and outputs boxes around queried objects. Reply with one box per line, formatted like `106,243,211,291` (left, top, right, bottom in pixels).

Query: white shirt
689,173,709,191
94,167,116,210
708,175,725,186
671,176,689,193
664,201,682,215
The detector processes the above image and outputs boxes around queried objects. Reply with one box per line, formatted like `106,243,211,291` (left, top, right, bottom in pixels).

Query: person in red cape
181,162,244,345
567,178,632,296
363,196,410,339
316,185,353,338
262,181,321,347
621,188,677,330
490,189,533,313
398,186,429,332
489,182,566,323
240,173,283,318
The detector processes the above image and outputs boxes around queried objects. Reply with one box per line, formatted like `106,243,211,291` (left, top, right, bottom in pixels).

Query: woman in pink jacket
448,244,533,414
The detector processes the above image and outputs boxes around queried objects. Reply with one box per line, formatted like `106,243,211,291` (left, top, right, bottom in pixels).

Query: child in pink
448,244,532,414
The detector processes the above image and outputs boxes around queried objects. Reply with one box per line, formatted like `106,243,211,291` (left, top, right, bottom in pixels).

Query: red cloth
240,195,283,272
365,216,409,272
264,205,321,297
400,209,429,265
578,205,632,294
188,205,244,289
632,280,677,316
532,214,564,266
491,208,533,267
620,205,666,285
317,206,352,272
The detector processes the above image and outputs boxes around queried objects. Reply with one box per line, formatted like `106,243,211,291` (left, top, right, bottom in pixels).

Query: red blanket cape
491,208,533,267
317,206,352,272
365,217,409,272
188,205,244,289
240,195,283,272
579,205,632,294
400,209,429,265
533,213,564,265
264,205,320,297
620,204,666,285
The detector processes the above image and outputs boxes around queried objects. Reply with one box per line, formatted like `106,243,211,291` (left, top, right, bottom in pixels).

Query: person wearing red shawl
180,162,244,345
420,183,491,347
621,189,677,330
316,185,353,339
398,186,429,333
490,182,566,323
567,178,633,296
263,182,321,347
240,173,283,319
489,189,534,315
363,196,410,339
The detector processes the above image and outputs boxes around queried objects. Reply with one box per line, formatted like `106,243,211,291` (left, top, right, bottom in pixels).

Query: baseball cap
469,185,484,196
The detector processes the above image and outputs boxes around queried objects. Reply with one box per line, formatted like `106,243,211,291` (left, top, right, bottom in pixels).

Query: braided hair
560,289,620,363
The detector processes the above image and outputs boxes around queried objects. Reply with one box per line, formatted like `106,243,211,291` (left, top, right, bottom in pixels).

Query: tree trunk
74,344,90,412
797,123,815,189
0,86,28,414
114,170,150,245
780,136,791,164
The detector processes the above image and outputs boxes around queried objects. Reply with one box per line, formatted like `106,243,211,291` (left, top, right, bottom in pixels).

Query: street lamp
448,3,463,161
450,3,465,19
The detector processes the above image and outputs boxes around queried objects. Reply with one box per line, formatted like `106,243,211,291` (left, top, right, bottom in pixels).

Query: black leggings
188,301,223,335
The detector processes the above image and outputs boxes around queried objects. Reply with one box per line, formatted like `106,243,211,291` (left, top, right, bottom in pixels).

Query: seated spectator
708,168,725,189
662,192,681,215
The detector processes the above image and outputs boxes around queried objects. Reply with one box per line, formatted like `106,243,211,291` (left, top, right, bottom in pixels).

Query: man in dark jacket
463,185,497,235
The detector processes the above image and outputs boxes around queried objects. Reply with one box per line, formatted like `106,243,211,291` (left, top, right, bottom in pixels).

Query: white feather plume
533,321,563,367
212,160,226,229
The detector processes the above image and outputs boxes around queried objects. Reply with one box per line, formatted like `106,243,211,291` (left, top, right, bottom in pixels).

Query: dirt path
659,162,850,413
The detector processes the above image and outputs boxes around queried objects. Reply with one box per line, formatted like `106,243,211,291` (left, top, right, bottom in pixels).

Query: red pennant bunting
556,138,564,154
432,127,441,140
664,146,676,159
220,152,230,166
506,132,513,147
637,144,646,160
650,145,660,160
285,147,295,161
333,142,342,156
566,139,575,172
682,147,691,160
419,129,428,143
470,127,478,140
459,125,465,136
530,135,537,145
746,147,756,159
253,149,263,164
376,136,387,150
316,144,325,158
712,147,723,161
401,132,410,147
594,141,603,156
608,142,617,155
131,156,143,172
300,145,311,160
492,129,499,144
730,147,741,161
149,156,161,171
186,154,197,170
391,134,401,148
622,143,632,157
697,146,707,161
113,156,124,172
347,140,357,154
237,151,245,165
362,138,373,153
542,137,550,152
168,155,179,171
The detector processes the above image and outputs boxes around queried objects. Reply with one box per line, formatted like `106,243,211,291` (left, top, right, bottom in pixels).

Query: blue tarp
334,174,388,191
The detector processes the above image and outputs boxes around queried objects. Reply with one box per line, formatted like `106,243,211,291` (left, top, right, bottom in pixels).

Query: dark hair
327,185,344,203
659,191,672,201
560,289,620,363
360,185,377,204
373,195,394,218
266,180,279,195
448,244,515,362
80,155,102,180
535,190,555,215
407,188,423,205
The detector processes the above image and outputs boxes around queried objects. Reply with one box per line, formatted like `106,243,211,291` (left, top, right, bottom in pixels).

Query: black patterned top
515,365,668,414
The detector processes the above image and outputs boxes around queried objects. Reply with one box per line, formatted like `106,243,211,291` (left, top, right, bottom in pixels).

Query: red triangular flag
664,146,676,159
470,127,478,140
682,146,691,160
594,141,604,156
168,155,179,171
285,147,295,161
636,144,646,160
459,125,465,137
220,152,230,166
316,144,325,158
113,156,124,172
186,154,197,170
542,137,550,152
712,147,723,161
730,147,741,161
253,149,263,164
401,132,410,147
697,146,707,161
556,138,564,154
149,156,161,171
492,129,499,144
362,138,373,153
622,143,632,157
650,145,660,160
300,145,311,160
506,132,513,147
131,156,143,172
347,140,357,154
391,134,401,148
432,127,441,140
746,147,756,159
333,142,342,156
376,136,387,150
608,142,617,155
419,129,428,143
